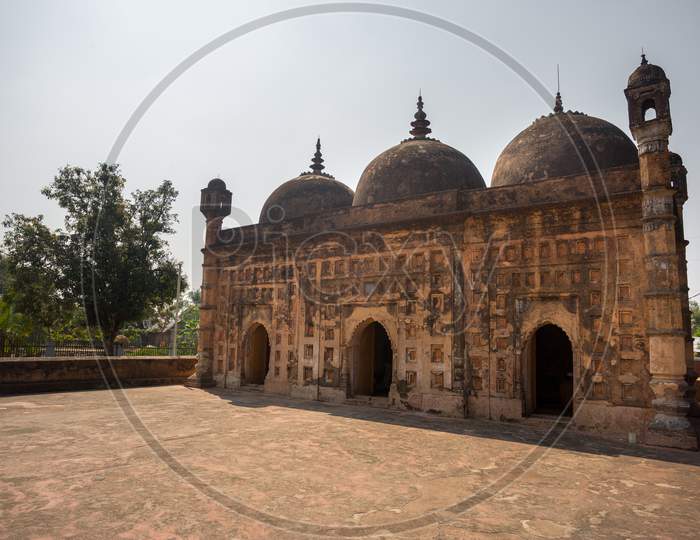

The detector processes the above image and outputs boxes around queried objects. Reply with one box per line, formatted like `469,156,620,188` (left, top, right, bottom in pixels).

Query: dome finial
554,92,564,113
409,93,432,139
310,137,325,173
554,64,564,113
640,47,648,65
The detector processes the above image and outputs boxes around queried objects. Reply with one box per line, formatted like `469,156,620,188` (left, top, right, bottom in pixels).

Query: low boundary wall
0,356,197,394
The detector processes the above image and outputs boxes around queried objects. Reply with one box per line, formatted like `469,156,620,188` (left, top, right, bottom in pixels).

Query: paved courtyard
1,385,698,539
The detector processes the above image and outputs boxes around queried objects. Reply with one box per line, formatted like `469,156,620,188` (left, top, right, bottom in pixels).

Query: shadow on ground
202,386,700,467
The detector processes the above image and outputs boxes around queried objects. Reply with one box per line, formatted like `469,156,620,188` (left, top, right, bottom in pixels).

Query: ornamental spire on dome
554,64,564,113
300,137,333,178
409,93,432,139
310,137,325,173
554,92,563,113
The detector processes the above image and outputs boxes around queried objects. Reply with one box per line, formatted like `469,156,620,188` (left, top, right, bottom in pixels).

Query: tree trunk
104,336,114,356
102,320,121,356
103,329,117,356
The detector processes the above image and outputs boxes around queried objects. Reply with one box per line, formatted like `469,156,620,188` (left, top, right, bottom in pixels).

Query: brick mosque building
190,56,697,449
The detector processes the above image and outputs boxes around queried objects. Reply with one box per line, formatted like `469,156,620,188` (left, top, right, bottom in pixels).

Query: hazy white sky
1,0,699,292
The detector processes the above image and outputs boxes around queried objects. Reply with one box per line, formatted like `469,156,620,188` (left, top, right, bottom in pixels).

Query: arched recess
517,298,581,417
242,322,271,385
346,318,396,397
524,324,574,416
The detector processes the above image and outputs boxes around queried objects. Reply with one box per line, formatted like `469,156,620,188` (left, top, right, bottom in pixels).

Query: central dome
491,93,638,187
353,96,485,206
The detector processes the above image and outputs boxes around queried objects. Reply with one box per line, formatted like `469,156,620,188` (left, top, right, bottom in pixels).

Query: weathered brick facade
191,57,696,449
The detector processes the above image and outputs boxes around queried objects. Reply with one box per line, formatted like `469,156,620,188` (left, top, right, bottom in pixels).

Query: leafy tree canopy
690,299,700,337
1,214,70,333
2,163,185,352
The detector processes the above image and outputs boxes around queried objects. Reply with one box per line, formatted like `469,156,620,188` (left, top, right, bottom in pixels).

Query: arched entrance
243,324,270,385
353,321,393,397
526,324,574,416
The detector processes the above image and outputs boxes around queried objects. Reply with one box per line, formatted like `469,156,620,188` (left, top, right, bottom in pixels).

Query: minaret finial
310,137,325,173
641,47,648,65
409,93,432,139
553,64,563,113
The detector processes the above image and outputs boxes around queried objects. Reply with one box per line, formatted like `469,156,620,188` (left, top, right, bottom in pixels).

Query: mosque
190,56,696,449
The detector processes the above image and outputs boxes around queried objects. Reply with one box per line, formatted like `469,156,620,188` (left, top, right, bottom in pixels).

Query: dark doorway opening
244,325,270,385
534,324,573,416
355,321,393,397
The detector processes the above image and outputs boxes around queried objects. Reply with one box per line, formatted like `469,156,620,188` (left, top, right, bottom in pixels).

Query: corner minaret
200,178,232,246
624,55,697,449
188,178,232,388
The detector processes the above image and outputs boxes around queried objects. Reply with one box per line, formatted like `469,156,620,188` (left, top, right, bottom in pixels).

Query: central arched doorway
526,324,573,416
243,324,270,385
353,321,393,397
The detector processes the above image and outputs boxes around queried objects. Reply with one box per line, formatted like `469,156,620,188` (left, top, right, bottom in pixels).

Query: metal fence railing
0,337,197,358
122,345,197,357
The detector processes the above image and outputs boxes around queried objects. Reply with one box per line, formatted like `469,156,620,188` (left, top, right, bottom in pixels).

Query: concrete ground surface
1,385,698,539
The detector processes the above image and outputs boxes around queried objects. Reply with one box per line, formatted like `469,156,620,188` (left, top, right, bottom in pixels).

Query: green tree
1,214,72,334
39,163,185,354
178,290,200,348
124,287,199,350
188,289,201,305
2,164,185,352
48,305,101,341
0,297,34,339
690,300,700,337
